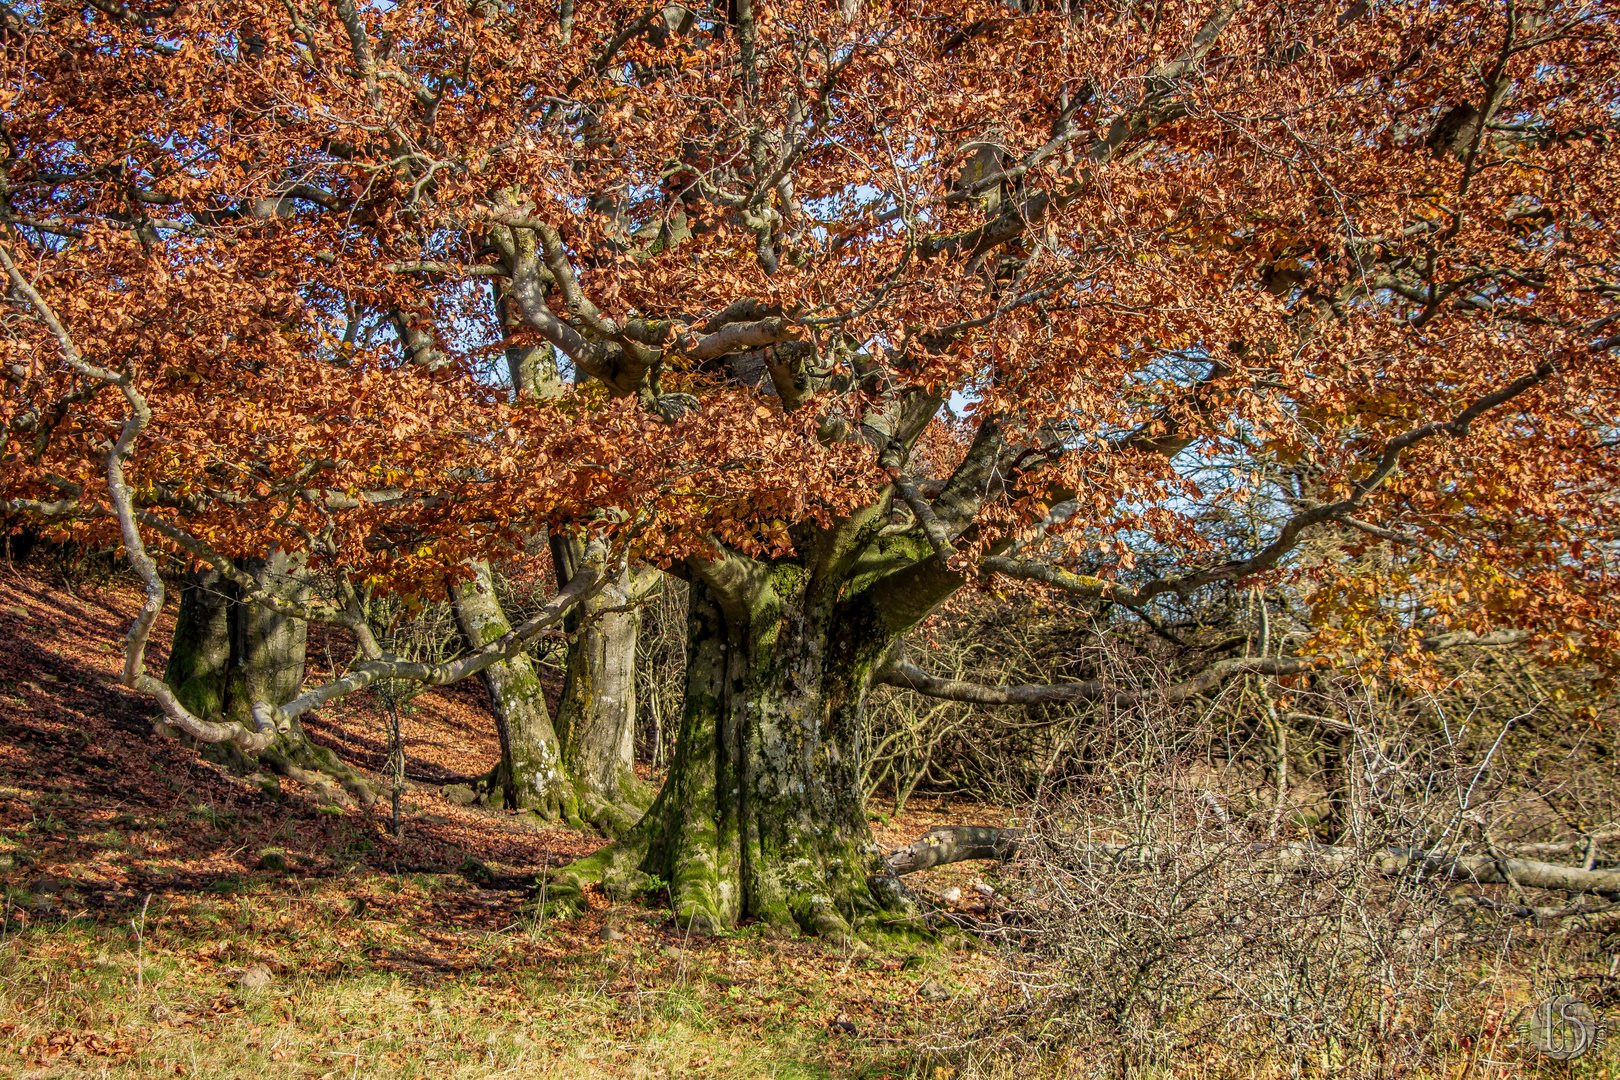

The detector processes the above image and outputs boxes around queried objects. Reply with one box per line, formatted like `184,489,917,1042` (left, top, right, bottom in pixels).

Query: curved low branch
879,655,1308,708
884,825,1026,876
880,624,1530,710
5,240,604,749
262,547,605,727
885,827,1620,898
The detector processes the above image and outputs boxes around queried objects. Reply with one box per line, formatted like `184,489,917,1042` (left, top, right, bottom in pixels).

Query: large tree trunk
220,549,308,726
548,577,901,939
164,550,372,804
165,567,232,721
551,540,655,835
449,560,573,817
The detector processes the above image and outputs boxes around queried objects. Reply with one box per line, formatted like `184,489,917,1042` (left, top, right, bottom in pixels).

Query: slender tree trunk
163,550,372,804
551,540,655,835
449,560,574,818
549,576,901,939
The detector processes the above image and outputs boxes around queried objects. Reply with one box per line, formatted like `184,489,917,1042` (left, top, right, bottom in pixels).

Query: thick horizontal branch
886,827,1620,899
879,655,1307,708
884,826,1026,876
683,317,791,360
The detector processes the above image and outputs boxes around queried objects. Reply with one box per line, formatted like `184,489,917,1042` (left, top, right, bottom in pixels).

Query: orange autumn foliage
0,0,1615,677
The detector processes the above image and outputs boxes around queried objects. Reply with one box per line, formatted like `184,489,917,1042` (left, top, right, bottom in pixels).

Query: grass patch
0,873,965,1078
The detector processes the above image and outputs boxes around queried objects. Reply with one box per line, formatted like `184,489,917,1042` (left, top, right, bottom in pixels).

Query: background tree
2,0,1616,937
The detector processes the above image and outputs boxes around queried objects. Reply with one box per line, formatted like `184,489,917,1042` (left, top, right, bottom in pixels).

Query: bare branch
263,545,606,727
986,360,1559,608
879,655,1308,708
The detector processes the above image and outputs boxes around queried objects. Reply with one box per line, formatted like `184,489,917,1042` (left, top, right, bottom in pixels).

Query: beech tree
3,0,1617,937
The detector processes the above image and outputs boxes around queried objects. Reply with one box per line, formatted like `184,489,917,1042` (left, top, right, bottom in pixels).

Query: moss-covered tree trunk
550,575,900,939
551,541,655,835
449,559,573,817
164,550,372,804
165,566,232,721
219,549,308,726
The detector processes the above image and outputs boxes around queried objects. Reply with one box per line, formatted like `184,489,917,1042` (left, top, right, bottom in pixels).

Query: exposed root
534,833,656,922
576,763,654,838
577,786,644,839
459,762,646,838
789,894,855,944
195,725,375,807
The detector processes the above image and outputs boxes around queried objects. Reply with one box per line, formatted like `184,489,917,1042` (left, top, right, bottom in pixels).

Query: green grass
0,873,965,1078
5,876,1618,1079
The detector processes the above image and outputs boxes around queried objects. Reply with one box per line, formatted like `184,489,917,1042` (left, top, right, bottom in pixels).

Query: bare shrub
924,670,1620,1078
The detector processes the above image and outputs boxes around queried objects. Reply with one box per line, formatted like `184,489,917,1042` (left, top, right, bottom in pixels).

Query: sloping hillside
0,562,996,1078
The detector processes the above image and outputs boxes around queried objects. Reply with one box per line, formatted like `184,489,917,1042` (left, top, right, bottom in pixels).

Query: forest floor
0,560,1011,1078
4,559,1619,1079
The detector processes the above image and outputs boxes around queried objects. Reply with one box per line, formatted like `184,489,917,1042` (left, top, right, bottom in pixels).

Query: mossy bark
165,567,232,721
164,550,372,804
220,549,308,727
548,575,902,940
552,554,656,836
449,560,575,819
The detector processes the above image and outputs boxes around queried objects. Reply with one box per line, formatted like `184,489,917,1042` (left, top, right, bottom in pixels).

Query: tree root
539,813,909,942
194,725,375,807
575,764,654,838
534,833,657,923
456,762,647,838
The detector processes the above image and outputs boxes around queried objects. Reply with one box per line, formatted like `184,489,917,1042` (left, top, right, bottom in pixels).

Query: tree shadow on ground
0,570,599,929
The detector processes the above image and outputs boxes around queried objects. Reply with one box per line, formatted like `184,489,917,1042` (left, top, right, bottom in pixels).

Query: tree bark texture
449,559,572,817
164,550,372,804
548,573,904,939
553,550,656,835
